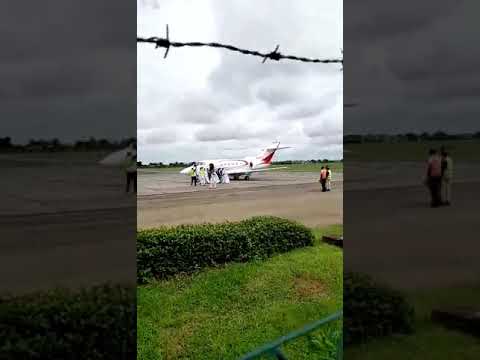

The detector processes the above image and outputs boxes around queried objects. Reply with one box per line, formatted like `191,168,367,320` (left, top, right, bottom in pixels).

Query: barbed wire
138,25,343,67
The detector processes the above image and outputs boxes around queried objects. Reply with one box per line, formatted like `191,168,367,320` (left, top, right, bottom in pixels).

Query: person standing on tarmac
208,163,217,189
223,169,230,184
319,166,327,192
125,142,137,193
326,166,332,191
441,147,453,206
189,164,197,186
199,166,206,186
425,149,443,207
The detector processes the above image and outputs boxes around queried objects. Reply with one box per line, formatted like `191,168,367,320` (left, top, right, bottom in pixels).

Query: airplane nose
180,167,189,174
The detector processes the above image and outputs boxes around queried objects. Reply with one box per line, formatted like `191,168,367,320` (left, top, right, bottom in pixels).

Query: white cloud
138,0,343,162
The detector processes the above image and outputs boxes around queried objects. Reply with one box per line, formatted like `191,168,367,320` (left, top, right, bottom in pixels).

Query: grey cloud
0,1,136,143
345,0,480,134
346,1,457,42
309,135,343,147
195,123,272,142
277,92,339,121
138,0,342,163
304,122,342,138
256,87,300,108
143,128,178,144
174,93,229,124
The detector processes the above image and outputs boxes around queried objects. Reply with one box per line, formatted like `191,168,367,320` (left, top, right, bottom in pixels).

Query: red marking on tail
262,150,276,164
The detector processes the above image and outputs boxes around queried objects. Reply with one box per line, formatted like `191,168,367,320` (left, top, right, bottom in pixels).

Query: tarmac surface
138,168,343,228
3,153,479,293
345,178,480,290
138,168,343,195
1,153,136,295
137,172,343,228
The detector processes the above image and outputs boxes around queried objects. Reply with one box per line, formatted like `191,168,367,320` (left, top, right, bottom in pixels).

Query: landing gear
245,175,250,181
233,175,240,180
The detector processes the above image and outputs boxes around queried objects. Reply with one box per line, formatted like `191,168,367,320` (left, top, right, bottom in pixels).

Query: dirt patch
293,275,327,299
163,321,197,359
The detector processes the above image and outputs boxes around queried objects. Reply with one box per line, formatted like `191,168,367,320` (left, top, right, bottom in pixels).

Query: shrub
344,272,415,345
0,284,135,360
137,216,314,283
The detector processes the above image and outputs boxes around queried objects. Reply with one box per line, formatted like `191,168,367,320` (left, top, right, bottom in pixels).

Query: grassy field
137,225,343,360
345,140,480,161
279,162,343,173
345,286,480,359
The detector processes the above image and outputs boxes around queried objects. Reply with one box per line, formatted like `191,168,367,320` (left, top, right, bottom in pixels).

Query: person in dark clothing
440,147,453,206
125,143,137,193
126,167,137,193
426,149,442,207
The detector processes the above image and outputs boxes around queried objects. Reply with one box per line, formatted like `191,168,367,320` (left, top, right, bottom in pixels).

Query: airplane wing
99,148,131,166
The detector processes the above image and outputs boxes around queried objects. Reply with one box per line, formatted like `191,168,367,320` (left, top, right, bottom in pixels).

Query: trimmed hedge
344,272,415,345
0,284,135,360
137,216,314,283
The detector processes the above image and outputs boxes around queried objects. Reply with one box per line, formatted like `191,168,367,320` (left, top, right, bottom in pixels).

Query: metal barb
263,44,281,63
163,24,170,58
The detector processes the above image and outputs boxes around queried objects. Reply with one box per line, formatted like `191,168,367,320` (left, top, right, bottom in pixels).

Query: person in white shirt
223,169,230,184
208,163,217,189
326,166,332,191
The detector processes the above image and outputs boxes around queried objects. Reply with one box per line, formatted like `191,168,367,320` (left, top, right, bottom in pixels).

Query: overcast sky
138,0,343,163
345,0,480,135
0,1,136,145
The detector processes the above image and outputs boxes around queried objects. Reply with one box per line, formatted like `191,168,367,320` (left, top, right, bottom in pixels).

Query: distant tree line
137,161,188,168
0,136,136,153
344,132,480,144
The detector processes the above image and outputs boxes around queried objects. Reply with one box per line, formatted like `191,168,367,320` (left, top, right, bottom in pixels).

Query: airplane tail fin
256,141,291,164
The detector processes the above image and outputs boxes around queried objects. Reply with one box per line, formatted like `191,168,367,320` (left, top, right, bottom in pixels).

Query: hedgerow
137,216,314,283
0,284,135,360
344,272,415,345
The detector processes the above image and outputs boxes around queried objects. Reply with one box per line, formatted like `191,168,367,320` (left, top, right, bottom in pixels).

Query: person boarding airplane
180,141,291,181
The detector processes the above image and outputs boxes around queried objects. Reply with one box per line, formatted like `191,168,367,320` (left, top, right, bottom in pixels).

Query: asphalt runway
4,153,478,293
138,168,343,195
345,179,480,290
0,153,136,295
345,161,480,290
137,169,344,228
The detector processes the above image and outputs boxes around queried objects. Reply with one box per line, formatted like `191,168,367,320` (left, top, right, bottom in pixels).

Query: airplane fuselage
179,142,290,180
180,157,267,178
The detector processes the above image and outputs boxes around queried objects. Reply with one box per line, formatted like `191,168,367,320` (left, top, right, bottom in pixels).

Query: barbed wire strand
138,24,343,67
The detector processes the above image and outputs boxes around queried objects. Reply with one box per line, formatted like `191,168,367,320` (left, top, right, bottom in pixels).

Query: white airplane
180,141,291,180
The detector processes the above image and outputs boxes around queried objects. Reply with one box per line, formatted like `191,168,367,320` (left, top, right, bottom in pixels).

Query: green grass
345,286,480,359
345,140,480,161
277,162,343,173
137,225,343,360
